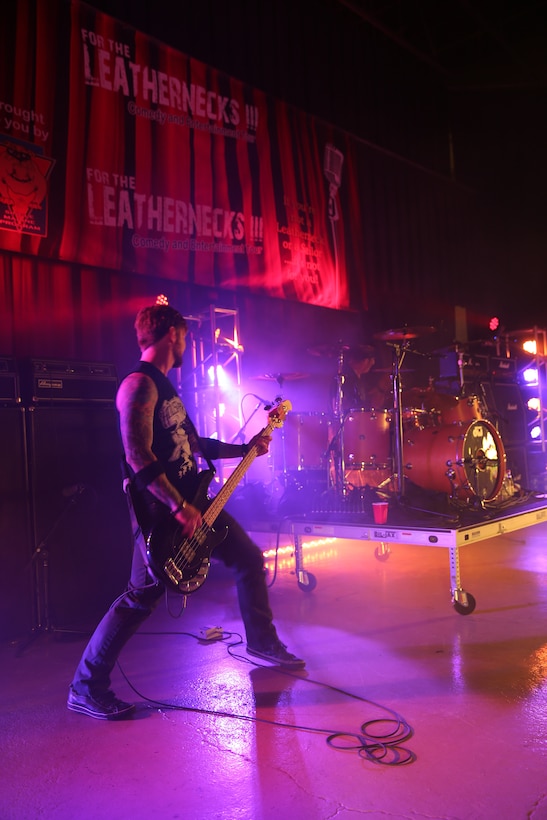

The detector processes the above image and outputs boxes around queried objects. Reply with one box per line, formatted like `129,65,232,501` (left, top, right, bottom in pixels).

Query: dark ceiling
92,0,547,91
341,0,547,89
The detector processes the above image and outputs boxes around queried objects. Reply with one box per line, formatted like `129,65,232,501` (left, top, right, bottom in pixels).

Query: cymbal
439,339,535,358
253,372,308,382
374,326,436,342
458,338,497,348
307,344,351,358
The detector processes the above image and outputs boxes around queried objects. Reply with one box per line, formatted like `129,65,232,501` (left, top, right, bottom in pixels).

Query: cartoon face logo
0,142,54,233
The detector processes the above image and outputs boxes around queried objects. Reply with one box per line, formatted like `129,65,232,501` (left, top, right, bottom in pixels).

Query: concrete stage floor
2,514,547,819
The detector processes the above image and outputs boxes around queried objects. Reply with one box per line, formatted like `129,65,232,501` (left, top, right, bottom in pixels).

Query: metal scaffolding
184,306,244,484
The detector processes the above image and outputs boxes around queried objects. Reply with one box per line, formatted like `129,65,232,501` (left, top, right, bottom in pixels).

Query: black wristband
170,499,187,516
133,461,166,492
241,443,250,456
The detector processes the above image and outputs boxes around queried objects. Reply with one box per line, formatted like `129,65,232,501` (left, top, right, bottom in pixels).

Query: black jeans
71,509,279,696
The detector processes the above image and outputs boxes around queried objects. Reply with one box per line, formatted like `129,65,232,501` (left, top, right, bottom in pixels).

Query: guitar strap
184,412,217,476
120,458,149,563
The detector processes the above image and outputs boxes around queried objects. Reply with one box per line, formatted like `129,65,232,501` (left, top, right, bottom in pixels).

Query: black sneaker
247,642,305,669
67,687,135,720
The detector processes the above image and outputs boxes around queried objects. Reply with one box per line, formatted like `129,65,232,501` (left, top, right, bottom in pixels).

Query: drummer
333,344,392,414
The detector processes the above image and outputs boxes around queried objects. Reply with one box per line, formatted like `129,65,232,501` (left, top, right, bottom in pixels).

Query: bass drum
404,419,506,501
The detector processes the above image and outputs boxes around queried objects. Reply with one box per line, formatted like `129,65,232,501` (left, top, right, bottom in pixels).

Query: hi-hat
253,372,308,382
374,326,436,342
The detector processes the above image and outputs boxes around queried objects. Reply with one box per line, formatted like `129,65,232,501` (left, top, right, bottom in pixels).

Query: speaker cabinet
27,405,132,630
0,406,33,640
481,383,528,446
504,445,530,490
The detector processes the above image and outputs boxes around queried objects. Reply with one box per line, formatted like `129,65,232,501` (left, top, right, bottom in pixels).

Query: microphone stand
16,491,84,655
230,395,269,445
230,394,280,482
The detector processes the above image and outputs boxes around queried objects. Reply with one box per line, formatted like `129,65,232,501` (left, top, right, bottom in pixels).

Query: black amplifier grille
21,359,118,404
0,358,20,404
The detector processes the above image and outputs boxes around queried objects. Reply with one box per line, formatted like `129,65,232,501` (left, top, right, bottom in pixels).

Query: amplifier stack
2,358,131,642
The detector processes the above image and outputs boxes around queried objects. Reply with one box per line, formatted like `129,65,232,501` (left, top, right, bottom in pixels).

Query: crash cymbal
307,344,351,358
253,372,308,382
374,326,436,342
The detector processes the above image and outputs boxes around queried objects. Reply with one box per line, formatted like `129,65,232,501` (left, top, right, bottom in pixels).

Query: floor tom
276,411,330,471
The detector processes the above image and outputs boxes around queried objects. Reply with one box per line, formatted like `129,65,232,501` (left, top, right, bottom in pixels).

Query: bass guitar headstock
268,399,292,427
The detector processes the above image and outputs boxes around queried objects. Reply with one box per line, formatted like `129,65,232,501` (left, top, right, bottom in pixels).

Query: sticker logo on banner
0,137,55,236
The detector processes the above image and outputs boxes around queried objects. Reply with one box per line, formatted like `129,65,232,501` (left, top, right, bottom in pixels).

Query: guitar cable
116,629,416,767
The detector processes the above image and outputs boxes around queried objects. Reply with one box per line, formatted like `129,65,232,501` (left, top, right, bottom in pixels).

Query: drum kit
259,326,508,507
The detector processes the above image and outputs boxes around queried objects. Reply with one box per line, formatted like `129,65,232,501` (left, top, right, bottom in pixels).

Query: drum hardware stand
454,342,466,390
382,340,408,499
325,410,351,497
332,347,351,496
385,342,441,502
15,489,86,655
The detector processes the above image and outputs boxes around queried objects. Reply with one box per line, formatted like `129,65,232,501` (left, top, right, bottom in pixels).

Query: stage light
214,327,244,352
207,364,230,390
523,367,538,385
530,424,542,440
155,293,169,305
528,397,541,412
489,316,500,332
523,339,537,355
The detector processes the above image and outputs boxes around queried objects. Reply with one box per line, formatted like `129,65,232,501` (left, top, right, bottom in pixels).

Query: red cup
372,502,389,524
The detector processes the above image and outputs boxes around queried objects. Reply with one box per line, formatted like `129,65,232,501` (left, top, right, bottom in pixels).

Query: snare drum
404,419,505,500
402,407,432,430
338,408,392,468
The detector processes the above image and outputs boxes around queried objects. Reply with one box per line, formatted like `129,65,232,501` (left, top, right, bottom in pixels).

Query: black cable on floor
265,515,292,589
117,629,416,767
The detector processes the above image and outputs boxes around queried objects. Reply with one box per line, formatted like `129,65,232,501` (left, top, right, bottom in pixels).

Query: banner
0,0,365,310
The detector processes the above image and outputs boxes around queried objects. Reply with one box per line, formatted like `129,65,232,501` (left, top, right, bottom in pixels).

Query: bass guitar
146,400,291,594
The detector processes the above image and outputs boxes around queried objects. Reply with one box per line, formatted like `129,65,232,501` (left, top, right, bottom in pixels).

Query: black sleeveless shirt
132,361,199,492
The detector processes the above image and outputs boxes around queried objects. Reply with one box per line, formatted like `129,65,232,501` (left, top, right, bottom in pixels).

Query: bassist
67,305,305,721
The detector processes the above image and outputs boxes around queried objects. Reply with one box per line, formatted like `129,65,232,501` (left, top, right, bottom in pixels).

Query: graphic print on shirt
158,395,196,477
